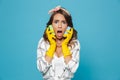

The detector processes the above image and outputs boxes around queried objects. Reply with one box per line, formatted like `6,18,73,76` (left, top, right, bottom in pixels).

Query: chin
56,36,63,40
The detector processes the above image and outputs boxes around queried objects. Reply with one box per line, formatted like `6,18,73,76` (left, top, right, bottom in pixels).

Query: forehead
53,13,66,20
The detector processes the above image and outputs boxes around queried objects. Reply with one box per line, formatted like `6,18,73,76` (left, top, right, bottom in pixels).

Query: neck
56,38,64,47
56,38,63,42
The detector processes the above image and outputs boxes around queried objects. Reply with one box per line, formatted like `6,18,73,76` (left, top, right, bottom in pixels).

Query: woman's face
52,13,68,39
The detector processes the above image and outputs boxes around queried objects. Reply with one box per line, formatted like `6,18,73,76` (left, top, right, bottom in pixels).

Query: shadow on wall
72,64,92,80
72,44,93,80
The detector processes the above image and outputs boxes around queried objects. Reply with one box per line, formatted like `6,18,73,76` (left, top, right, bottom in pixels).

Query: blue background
0,0,120,80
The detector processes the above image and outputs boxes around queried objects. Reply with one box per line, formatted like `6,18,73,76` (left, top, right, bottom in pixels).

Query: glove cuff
62,44,71,58
46,44,56,58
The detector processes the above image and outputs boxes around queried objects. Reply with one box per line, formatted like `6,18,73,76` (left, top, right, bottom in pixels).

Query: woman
37,6,80,80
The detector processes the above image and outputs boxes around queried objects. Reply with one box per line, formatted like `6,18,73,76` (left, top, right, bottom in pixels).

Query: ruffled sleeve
62,40,80,79
37,38,52,77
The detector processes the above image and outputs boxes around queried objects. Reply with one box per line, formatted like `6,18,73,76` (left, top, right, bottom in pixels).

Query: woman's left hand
62,28,73,58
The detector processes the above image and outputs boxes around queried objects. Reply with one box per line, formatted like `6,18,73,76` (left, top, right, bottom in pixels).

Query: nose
58,22,62,28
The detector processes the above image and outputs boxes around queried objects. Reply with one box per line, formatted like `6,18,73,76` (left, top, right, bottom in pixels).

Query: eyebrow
53,19,66,22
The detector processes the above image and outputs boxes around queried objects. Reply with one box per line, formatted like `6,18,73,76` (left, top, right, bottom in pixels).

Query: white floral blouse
37,37,80,80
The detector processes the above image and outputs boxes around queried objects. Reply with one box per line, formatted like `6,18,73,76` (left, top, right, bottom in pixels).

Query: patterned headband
48,6,70,15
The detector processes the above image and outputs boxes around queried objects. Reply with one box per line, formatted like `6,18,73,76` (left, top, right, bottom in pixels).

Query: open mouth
57,30,63,37
57,30,62,33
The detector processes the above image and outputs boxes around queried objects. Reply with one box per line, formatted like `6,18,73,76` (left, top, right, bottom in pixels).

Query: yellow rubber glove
62,28,73,58
46,26,56,58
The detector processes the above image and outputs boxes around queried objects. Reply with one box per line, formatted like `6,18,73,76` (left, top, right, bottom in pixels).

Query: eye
54,20,59,24
62,21,67,24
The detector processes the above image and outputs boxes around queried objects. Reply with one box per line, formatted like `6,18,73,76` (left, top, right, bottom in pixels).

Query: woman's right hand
46,26,56,58
46,26,56,45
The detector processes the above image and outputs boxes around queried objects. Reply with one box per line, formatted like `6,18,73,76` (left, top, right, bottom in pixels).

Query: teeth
57,31,62,33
